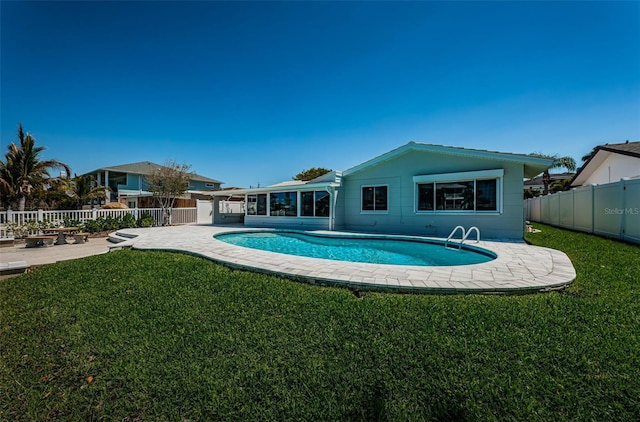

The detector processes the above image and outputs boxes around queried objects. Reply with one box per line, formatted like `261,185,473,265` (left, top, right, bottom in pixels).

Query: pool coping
111,224,576,295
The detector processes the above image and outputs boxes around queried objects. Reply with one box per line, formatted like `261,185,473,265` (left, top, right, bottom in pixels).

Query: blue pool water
215,231,495,266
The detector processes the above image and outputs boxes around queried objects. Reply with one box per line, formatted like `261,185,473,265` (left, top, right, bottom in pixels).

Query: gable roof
86,161,223,184
571,141,640,187
597,140,640,157
343,142,554,178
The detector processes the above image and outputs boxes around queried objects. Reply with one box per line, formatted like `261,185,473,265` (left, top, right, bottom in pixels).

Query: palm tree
64,174,110,209
529,153,577,195
581,146,599,163
0,124,70,210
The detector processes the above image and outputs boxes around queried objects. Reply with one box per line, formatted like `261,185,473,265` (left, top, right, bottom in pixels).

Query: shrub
4,219,57,238
138,211,155,227
121,213,137,228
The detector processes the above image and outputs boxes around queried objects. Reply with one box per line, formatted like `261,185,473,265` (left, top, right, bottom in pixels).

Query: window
476,179,497,211
414,170,503,213
417,184,434,211
315,191,330,217
270,192,297,217
302,191,331,217
362,185,388,212
436,181,475,211
247,194,267,215
302,192,314,216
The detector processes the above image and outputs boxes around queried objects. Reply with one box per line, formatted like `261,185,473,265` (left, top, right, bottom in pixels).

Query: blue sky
2,1,639,188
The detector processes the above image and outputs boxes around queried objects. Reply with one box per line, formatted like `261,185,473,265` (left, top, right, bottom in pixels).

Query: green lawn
1,223,639,420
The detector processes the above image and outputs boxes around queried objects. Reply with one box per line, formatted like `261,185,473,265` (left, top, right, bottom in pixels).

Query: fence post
621,179,626,241
571,189,576,231
92,208,97,221
590,185,595,233
7,209,13,225
38,209,44,223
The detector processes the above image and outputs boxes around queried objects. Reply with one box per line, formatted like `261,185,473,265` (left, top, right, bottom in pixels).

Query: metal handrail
445,225,480,250
445,225,466,249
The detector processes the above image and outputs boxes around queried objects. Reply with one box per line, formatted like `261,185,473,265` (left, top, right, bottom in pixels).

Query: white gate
196,199,214,224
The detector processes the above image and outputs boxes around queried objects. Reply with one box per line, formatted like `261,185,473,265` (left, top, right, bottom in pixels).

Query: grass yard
1,223,639,420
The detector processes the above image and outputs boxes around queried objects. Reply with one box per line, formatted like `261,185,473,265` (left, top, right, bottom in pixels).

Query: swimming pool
215,231,496,266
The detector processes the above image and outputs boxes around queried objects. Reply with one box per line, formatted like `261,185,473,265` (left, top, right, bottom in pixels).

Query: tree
581,146,599,163
0,124,70,210
293,167,332,181
549,177,573,193
528,153,576,195
145,160,193,225
57,174,110,209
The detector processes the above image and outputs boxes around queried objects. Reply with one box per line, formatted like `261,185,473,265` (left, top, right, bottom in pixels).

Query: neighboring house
524,172,574,194
83,161,223,208
571,141,640,187
211,142,553,240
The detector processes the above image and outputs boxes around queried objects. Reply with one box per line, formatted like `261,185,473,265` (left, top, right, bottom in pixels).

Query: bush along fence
0,207,197,238
524,178,640,244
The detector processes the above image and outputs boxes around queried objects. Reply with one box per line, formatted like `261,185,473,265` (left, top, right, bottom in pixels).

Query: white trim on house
412,169,504,183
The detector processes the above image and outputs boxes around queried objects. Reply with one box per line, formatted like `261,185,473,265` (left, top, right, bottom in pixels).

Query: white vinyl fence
524,178,640,244
0,207,197,238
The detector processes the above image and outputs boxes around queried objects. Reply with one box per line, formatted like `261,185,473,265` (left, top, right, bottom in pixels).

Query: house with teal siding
83,161,223,208
212,142,553,240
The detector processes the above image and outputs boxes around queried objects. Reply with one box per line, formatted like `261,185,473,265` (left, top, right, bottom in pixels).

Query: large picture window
436,181,475,211
414,170,502,213
270,192,297,217
302,191,330,217
362,185,388,212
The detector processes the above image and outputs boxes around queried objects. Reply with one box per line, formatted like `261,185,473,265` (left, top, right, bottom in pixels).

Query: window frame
361,184,389,214
413,169,503,215
246,193,268,216
301,190,331,218
270,191,298,217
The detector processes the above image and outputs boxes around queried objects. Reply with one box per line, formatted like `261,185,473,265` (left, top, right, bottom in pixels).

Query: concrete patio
110,224,576,294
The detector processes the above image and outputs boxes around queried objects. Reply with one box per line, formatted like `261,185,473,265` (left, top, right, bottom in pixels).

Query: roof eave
210,182,341,197
343,142,555,178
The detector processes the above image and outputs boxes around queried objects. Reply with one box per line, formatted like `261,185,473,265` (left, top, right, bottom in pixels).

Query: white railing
0,207,198,238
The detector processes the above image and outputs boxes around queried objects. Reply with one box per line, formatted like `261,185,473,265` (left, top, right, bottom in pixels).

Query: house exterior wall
122,174,143,190
244,215,331,230
337,150,527,239
580,154,640,186
190,180,221,190
92,171,220,192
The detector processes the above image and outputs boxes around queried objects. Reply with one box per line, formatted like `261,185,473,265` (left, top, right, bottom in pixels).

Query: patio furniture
25,235,57,248
44,227,79,245
73,232,90,244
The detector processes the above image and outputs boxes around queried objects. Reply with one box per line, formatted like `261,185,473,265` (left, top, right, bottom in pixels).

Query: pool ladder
445,226,480,250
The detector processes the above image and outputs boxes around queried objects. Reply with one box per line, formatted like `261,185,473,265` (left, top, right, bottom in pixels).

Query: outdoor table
44,227,79,245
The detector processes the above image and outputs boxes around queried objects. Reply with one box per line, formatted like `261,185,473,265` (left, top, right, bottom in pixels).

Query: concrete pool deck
111,224,576,294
